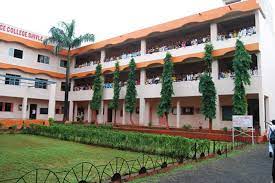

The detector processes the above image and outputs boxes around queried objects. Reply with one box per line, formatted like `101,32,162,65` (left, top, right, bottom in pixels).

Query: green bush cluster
24,124,210,158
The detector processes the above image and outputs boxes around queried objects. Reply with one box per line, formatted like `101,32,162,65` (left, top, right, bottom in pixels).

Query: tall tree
125,58,137,125
157,52,174,129
109,61,121,126
232,39,252,115
199,43,217,130
90,64,103,125
43,20,94,122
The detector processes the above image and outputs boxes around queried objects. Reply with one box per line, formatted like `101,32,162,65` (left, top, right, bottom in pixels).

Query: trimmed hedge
24,124,210,158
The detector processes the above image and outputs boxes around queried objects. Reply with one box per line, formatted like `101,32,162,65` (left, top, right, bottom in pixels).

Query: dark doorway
248,99,259,129
29,104,37,119
107,108,113,123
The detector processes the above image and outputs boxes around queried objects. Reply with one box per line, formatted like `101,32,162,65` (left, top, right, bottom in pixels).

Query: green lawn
0,134,156,182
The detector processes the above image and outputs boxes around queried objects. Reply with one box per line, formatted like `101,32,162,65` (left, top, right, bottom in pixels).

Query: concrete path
159,144,272,183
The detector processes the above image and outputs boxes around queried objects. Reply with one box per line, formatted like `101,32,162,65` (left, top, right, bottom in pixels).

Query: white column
69,101,74,121
104,102,108,123
210,23,218,43
74,102,78,121
144,101,150,126
176,100,181,128
211,60,219,81
87,103,92,123
22,97,28,119
70,79,74,92
140,69,146,86
141,40,146,55
100,49,106,64
255,11,260,36
139,98,146,126
98,100,104,124
212,95,221,130
48,83,56,119
122,101,126,125
259,93,266,135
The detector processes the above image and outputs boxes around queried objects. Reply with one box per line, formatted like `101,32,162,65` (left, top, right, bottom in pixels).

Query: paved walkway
159,144,272,183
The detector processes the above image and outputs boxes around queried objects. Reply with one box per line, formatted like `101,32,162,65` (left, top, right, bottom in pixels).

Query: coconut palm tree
43,20,95,122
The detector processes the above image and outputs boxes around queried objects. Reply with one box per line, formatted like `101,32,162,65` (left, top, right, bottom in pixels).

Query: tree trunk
130,113,134,126
92,110,98,126
165,113,170,129
114,110,117,126
209,118,213,130
63,49,71,122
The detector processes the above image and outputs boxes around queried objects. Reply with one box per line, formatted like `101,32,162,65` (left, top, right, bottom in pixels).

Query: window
181,107,194,115
9,48,23,59
60,60,67,68
61,82,71,91
35,78,48,89
37,54,50,64
5,74,21,85
0,102,3,111
4,103,12,112
40,108,48,114
222,106,233,121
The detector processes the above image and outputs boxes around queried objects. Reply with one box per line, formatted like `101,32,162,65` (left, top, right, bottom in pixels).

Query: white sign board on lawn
232,115,253,128
232,115,254,145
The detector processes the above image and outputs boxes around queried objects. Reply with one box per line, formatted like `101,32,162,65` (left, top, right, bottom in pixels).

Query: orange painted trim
71,0,259,55
0,62,65,79
71,43,259,78
0,32,68,56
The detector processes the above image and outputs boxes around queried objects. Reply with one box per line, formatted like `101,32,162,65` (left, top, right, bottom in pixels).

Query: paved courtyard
144,144,273,183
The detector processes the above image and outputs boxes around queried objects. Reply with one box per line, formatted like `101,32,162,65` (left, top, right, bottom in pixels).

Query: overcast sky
1,0,274,42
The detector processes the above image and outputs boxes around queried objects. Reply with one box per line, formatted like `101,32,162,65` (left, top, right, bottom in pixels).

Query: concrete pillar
212,95,221,130
74,102,78,121
100,49,106,64
87,102,92,123
104,102,108,123
259,93,266,135
210,23,218,43
176,100,181,128
141,40,146,55
122,101,126,125
255,11,260,36
22,97,28,119
139,98,146,126
69,101,74,121
211,60,219,81
48,83,56,119
140,69,146,86
98,100,104,124
144,101,150,126
70,79,74,92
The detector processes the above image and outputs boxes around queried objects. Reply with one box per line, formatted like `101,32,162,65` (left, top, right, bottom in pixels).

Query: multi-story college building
0,0,274,135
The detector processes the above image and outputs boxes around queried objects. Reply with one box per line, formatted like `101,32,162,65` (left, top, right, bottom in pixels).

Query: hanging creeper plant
232,39,252,115
157,52,174,129
199,44,217,130
125,58,137,125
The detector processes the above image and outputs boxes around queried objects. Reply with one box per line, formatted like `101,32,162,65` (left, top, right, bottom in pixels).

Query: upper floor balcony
0,74,63,100
71,13,258,76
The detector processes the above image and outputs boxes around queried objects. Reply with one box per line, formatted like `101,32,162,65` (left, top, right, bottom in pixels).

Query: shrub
48,118,55,125
223,127,228,132
182,124,192,130
23,123,209,158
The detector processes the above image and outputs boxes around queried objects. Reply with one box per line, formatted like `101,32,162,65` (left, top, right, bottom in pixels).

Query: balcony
0,74,59,100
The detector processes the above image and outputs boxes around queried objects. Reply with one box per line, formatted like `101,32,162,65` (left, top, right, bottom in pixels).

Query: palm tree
43,20,95,122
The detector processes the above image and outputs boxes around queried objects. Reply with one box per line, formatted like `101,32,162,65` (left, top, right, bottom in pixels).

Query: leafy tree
157,53,174,129
109,61,121,125
232,39,252,115
125,58,137,125
43,20,94,122
90,64,103,125
199,44,217,130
